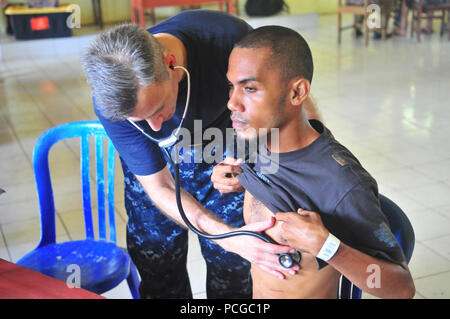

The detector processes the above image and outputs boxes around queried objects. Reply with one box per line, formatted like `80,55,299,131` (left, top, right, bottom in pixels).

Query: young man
82,10,299,299
213,26,415,298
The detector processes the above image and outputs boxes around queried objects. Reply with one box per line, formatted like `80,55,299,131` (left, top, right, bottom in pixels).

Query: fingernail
289,249,296,254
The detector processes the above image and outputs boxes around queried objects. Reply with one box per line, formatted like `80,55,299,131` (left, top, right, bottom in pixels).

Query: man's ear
163,52,177,70
290,78,310,107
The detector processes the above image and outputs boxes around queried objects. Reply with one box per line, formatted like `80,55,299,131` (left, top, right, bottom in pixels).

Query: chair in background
338,0,395,46
130,0,236,28
338,0,370,46
338,194,415,299
17,121,140,299
410,0,450,42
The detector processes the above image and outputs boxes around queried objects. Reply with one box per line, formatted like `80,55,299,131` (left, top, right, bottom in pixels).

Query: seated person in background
345,0,395,39
393,0,448,36
213,26,415,299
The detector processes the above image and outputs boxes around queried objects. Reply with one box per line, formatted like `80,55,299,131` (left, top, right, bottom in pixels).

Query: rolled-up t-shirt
237,120,406,269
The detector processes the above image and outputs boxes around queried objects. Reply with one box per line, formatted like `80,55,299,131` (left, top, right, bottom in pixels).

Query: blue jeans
122,146,250,299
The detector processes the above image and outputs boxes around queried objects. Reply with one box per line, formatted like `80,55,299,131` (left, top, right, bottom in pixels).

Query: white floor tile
187,231,204,262
422,235,450,262
414,271,450,299
0,198,40,224
408,242,450,280
101,279,133,299
187,258,207,296
400,183,450,209
373,167,436,191
412,159,450,183
405,209,450,241
434,205,450,220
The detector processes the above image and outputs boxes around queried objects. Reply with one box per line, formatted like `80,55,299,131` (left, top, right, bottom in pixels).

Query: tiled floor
1,13,449,299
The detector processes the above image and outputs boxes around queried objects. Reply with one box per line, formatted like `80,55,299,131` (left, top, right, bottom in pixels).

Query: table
0,258,105,299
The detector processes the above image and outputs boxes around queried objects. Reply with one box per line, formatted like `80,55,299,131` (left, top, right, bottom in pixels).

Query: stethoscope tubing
164,147,272,243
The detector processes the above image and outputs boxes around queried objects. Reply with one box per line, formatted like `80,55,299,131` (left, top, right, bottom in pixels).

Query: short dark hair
235,26,313,84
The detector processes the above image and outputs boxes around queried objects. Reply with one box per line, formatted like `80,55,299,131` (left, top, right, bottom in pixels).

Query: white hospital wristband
316,233,341,262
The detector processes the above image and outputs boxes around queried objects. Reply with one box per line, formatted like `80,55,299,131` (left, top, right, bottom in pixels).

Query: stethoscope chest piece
278,250,302,269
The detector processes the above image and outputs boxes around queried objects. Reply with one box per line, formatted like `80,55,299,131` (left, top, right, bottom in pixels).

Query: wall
59,0,131,25
1,0,339,35
285,0,338,15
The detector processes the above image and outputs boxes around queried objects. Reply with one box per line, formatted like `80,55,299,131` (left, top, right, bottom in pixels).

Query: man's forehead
230,46,272,62
228,47,277,81
131,83,166,119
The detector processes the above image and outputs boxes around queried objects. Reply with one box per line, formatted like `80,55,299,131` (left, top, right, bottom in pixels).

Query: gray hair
82,24,169,121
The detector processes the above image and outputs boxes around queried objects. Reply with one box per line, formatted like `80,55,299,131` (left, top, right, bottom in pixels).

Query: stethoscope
128,65,301,269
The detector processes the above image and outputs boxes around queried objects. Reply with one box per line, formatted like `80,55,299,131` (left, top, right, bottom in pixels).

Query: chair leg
353,14,359,37
448,10,450,41
338,13,342,44
138,4,146,28
364,13,369,46
382,13,387,40
383,10,391,40
417,7,422,42
131,5,137,24
404,5,409,35
149,8,156,26
227,0,235,15
127,260,140,299
440,9,445,37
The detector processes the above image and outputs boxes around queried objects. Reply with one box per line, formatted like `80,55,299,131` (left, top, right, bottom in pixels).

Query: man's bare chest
244,192,287,244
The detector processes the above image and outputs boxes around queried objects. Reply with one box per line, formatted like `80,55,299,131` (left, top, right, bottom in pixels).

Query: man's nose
227,91,244,112
146,116,164,132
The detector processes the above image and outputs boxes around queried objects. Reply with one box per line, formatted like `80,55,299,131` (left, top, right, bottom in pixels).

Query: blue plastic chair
17,121,140,298
338,194,415,299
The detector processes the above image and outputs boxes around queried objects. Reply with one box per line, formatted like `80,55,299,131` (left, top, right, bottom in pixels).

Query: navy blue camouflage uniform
96,10,253,298
123,147,250,299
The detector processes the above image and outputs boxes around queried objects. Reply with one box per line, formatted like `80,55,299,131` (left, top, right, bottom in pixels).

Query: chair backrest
33,121,117,248
339,193,415,299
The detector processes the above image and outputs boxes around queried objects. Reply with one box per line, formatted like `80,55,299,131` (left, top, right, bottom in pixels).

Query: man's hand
211,156,244,194
275,208,329,256
277,209,416,298
216,216,301,280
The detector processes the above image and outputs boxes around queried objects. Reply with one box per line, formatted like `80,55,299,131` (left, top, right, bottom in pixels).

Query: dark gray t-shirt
237,120,406,269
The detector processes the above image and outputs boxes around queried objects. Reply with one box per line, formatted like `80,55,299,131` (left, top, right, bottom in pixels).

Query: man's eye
245,87,256,93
